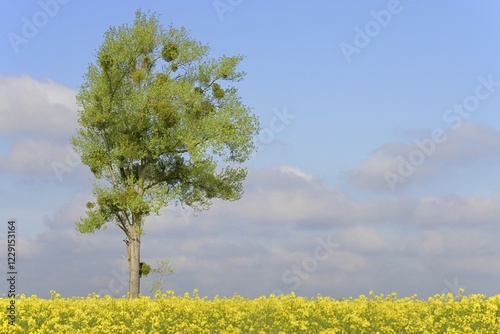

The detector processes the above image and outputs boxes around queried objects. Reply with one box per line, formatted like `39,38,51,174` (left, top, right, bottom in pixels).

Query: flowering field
2,290,500,333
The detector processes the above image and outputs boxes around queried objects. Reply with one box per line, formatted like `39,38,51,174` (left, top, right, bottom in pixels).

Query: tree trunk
128,228,141,298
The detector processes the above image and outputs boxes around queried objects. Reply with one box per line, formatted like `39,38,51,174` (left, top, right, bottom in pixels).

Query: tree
71,10,260,298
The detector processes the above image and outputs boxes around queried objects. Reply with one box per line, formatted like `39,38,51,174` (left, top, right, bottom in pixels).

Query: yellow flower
2,290,500,332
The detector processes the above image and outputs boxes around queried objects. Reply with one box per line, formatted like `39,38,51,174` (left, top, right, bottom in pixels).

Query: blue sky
2,1,500,299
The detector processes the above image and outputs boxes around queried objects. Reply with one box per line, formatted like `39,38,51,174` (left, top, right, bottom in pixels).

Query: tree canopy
71,10,260,297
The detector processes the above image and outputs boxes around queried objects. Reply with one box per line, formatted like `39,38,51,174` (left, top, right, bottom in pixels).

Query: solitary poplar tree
72,10,259,298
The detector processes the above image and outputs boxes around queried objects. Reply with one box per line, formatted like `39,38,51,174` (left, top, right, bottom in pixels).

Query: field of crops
2,290,500,333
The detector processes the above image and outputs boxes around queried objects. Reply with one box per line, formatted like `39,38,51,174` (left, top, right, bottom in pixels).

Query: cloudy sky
2,1,500,300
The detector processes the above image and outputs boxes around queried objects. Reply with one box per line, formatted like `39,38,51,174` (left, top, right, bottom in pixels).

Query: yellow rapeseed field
2,289,500,333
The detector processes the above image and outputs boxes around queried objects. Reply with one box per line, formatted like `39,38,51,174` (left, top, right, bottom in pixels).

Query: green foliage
139,262,151,277
71,9,260,238
212,83,225,99
161,42,179,62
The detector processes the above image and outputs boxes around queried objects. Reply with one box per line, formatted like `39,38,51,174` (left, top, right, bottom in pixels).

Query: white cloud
346,122,500,192
279,165,314,182
0,75,77,138
0,75,88,180
0,138,81,176
407,195,500,225
335,225,393,253
1,71,499,300
5,165,500,299
435,122,500,163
